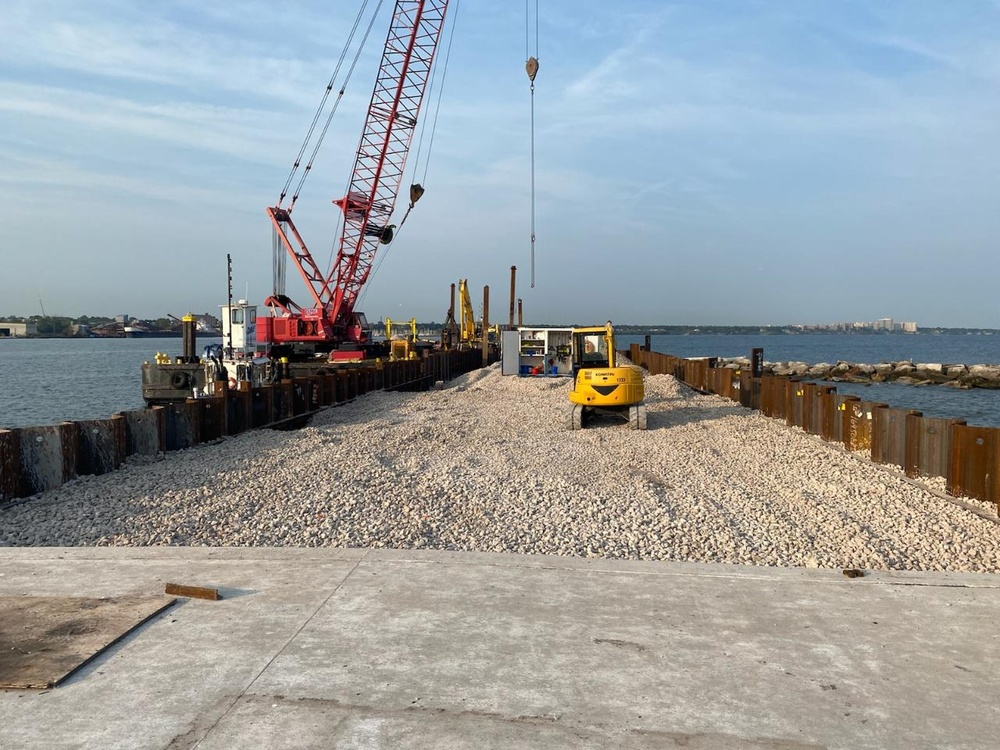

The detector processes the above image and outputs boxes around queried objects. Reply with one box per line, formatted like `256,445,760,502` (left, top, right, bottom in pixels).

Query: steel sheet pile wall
824,394,860,444
75,417,127,476
906,415,965,480
627,343,1000,510
120,408,165,456
872,408,920,469
14,424,77,497
948,427,1000,506
0,349,485,503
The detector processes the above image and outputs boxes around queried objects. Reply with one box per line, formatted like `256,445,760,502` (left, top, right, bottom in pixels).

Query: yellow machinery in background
457,279,477,346
567,322,647,430
455,279,500,349
385,317,418,360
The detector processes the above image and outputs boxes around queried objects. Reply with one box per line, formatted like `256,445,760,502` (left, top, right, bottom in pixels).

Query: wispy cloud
0,146,257,211
2,1,1000,325
0,81,302,166
0,1,374,106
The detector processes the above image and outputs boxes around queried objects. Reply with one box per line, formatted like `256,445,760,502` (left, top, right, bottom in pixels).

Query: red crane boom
263,0,449,353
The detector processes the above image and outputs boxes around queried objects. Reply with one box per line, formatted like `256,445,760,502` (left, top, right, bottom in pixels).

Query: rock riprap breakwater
1,364,998,573
717,357,1000,389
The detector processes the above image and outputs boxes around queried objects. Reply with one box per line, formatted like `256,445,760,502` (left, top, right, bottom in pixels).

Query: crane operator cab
567,322,647,430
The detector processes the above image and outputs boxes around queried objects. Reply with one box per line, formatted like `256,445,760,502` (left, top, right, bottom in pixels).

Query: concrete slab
0,548,997,750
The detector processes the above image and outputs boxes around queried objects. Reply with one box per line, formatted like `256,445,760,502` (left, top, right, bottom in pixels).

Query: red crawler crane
260,0,449,358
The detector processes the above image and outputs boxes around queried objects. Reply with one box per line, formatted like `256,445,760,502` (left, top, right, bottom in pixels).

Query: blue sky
1,0,999,327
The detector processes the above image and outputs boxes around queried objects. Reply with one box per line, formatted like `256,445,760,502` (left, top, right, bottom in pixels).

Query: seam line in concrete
189,549,371,749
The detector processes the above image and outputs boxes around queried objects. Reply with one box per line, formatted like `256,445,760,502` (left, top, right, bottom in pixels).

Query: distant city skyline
793,317,919,333
2,1,999,327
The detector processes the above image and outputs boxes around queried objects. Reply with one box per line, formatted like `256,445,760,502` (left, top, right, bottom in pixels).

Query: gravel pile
1,364,998,572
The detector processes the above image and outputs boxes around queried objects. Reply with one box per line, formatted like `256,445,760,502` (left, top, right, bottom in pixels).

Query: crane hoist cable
394,0,461,233
526,0,539,288
278,0,385,209
291,2,386,210
294,2,385,298
412,0,461,186
277,0,370,206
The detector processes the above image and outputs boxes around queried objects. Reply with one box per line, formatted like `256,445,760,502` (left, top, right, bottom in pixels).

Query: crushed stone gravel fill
1,363,998,573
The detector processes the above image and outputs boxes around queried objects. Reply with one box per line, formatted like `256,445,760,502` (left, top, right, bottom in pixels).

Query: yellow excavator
567,322,647,430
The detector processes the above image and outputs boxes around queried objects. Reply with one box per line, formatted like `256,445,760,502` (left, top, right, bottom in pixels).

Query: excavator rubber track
567,403,647,430
628,404,648,430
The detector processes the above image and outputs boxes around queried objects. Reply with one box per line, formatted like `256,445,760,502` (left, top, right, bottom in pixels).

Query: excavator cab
567,322,647,430
572,329,612,373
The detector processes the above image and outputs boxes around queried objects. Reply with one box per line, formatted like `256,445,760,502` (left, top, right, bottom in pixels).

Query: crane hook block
526,56,539,83
409,183,425,207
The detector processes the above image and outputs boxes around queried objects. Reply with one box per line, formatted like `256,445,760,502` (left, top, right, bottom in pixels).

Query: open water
3,333,1000,429
0,337,219,429
618,333,1000,428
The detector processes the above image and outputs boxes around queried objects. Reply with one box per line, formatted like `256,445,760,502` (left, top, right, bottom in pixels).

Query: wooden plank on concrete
164,583,221,600
0,595,175,689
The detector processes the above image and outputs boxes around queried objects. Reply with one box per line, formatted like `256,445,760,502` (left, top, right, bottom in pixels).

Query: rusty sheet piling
16,424,77,496
4,350,487,503
802,383,834,436
168,402,202,451
786,380,805,429
825,394,860,444
0,430,21,503
948,426,1000,506
872,408,922,469
76,417,127,476
843,401,887,453
906,416,965,480
118,407,166,456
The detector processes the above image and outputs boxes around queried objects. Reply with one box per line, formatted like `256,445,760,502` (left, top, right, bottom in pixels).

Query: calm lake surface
2,333,1000,429
619,333,1000,427
0,337,214,429
615,332,1000,366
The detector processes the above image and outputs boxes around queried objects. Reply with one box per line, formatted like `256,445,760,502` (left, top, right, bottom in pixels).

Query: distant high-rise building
900,321,917,333
874,317,894,331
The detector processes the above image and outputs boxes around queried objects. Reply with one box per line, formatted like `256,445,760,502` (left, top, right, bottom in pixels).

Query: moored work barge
141,306,297,406
140,306,474,407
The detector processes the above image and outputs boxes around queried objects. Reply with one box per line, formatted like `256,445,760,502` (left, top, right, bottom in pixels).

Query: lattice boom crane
261,0,449,355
